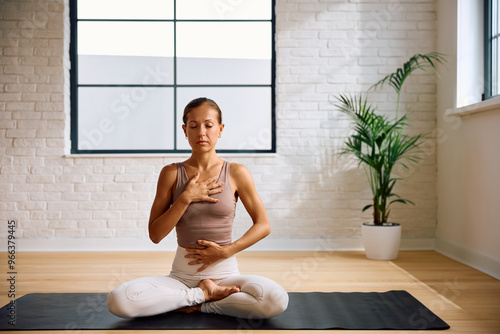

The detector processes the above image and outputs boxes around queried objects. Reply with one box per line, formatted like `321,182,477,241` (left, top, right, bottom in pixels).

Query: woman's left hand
184,240,230,272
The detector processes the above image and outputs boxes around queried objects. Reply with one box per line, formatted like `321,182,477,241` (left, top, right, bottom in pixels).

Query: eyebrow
188,119,215,124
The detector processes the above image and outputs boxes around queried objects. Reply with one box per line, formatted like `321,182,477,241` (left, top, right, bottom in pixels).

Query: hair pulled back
183,97,223,125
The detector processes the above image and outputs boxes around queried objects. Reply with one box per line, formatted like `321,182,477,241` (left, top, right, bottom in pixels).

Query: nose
199,125,207,136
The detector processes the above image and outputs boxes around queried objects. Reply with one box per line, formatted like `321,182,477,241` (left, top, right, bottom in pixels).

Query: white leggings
107,247,289,319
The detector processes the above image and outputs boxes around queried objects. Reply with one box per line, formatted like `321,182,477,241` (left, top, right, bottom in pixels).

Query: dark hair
183,97,223,125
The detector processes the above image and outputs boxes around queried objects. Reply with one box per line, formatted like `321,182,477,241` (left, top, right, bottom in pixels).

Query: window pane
177,22,271,85
78,22,174,84
78,22,174,57
78,87,174,150
79,56,173,85
177,57,270,85
78,0,174,19
177,22,271,59
176,87,272,151
176,0,271,20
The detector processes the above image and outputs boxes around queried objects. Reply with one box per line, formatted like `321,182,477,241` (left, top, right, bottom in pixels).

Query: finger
197,264,209,272
197,240,215,247
184,246,205,252
209,184,224,193
200,176,215,184
204,177,220,186
184,249,203,254
189,172,200,183
210,182,224,189
185,245,206,250
188,259,203,265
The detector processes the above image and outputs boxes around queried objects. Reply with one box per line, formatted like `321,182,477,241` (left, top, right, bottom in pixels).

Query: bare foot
199,279,240,302
174,305,201,313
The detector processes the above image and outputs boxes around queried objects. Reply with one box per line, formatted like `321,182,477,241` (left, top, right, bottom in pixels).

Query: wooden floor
1,250,499,333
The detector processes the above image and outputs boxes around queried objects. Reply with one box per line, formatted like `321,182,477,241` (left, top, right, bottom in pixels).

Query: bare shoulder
157,163,178,190
160,162,177,177
229,162,251,177
161,162,178,173
229,162,254,188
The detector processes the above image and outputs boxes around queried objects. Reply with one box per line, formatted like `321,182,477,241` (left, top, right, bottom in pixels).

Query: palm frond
362,204,373,212
370,52,446,94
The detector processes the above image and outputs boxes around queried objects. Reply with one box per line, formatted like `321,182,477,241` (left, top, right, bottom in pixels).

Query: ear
218,123,225,137
182,124,187,138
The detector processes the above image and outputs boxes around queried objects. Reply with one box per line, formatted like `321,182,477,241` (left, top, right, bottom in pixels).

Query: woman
107,97,289,319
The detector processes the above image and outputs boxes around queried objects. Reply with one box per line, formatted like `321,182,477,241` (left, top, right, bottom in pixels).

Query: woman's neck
185,152,223,171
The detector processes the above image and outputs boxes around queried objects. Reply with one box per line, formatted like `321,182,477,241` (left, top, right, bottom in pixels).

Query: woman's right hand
182,172,224,204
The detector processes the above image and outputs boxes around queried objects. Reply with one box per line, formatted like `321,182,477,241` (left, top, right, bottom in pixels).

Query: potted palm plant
335,52,445,260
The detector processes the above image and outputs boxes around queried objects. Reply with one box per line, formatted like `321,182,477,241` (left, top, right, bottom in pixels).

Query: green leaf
389,198,415,206
370,52,447,95
362,204,373,212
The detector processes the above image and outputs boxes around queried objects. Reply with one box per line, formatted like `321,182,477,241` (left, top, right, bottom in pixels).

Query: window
70,0,275,153
485,0,500,99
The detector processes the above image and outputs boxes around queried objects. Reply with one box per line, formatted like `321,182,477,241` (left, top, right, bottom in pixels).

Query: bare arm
148,164,224,244
224,163,271,255
148,164,184,244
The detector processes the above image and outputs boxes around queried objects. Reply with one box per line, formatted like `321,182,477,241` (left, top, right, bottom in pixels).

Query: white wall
436,0,500,279
1,0,439,251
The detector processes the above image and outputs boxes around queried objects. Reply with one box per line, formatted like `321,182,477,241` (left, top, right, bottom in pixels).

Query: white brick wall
0,0,438,250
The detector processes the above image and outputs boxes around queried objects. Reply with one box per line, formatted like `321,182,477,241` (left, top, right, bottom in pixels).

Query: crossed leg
107,274,288,319
107,276,238,318
175,278,240,313
201,275,289,319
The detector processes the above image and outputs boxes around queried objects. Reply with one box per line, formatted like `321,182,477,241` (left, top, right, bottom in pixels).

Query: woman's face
182,103,224,152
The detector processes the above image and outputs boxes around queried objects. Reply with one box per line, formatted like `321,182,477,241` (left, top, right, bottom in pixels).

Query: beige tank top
173,161,235,247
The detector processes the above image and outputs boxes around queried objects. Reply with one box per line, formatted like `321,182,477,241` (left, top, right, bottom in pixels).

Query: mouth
196,140,208,145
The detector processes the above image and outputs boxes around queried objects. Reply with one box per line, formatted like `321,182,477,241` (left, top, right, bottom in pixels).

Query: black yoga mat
0,291,449,331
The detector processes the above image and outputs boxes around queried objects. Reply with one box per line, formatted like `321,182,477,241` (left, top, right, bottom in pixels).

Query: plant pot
361,223,401,260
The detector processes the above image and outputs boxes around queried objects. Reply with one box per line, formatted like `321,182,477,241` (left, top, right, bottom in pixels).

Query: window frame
485,0,499,100
69,0,276,154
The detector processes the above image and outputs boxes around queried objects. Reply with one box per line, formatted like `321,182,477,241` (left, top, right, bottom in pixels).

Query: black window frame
485,0,499,100
69,0,276,154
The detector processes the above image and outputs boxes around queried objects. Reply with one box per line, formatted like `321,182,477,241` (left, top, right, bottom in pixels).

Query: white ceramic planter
361,223,402,260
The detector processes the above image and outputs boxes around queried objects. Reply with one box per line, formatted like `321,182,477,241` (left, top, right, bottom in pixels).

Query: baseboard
247,237,435,251
435,237,500,280
2,237,435,252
